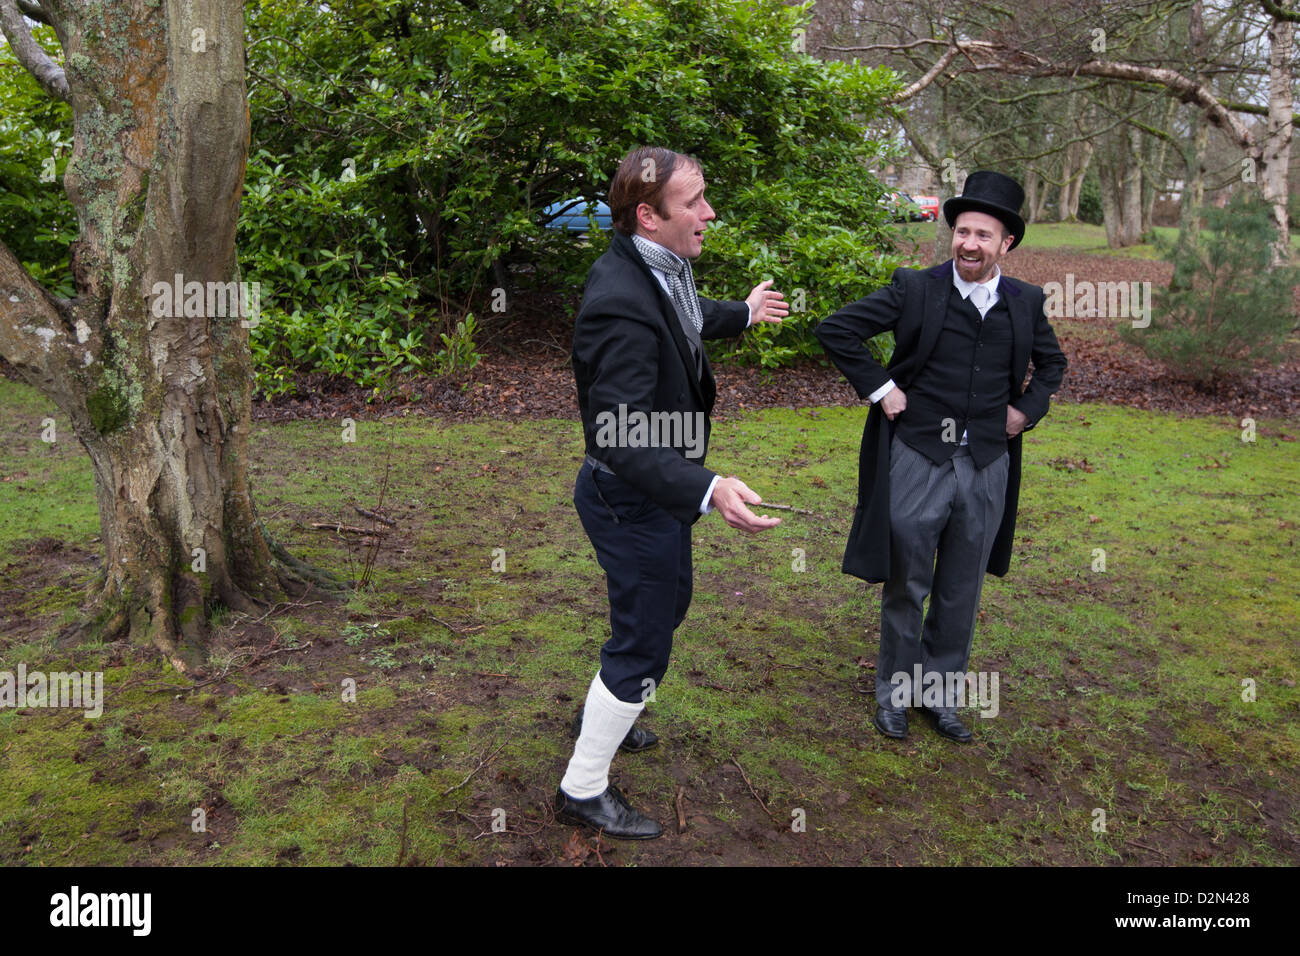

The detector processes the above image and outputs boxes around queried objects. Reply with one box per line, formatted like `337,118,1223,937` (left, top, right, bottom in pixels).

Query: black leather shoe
873,706,908,739
571,708,659,752
924,708,973,743
554,785,663,840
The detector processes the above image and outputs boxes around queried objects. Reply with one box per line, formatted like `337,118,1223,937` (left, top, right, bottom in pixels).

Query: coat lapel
899,261,952,387
996,275,1032,397
613,233,706,404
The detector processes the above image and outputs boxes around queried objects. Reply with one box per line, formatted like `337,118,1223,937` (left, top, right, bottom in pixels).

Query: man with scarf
558,146,788,839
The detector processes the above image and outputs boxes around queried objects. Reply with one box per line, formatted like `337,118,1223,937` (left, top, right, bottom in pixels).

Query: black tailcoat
814,260,1067,581
572,232,750,524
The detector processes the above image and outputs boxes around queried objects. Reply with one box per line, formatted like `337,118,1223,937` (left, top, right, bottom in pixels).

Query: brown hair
608,146,703,236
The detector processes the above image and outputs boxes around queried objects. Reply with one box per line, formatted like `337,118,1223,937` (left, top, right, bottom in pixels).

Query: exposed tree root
260,522,351,594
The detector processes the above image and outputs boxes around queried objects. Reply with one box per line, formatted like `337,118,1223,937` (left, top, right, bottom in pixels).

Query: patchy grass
0,375,1296,865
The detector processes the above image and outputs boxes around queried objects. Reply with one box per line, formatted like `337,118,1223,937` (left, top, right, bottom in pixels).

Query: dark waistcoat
894,287,1013,469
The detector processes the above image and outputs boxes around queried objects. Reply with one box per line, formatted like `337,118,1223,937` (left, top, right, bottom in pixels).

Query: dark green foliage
0,27,76,297
241,0,903,390
238,152,430,394
4,2,904,394
1123,191,1298,384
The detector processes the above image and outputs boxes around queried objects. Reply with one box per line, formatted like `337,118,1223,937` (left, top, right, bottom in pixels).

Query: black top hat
942,170,1026,250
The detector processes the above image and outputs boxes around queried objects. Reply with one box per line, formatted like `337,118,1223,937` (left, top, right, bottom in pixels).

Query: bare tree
822,0,1295,261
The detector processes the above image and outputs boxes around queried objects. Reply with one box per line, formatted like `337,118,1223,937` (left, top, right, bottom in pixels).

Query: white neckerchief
952,262,1001,318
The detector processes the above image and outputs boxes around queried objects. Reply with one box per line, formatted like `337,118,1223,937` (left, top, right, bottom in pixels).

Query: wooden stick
354,505,396,527
1125,838,1166,856
730,756,776,821
309,522,390,536
441,744,505,796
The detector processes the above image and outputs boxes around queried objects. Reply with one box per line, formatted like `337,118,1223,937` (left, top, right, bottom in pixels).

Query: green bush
1123,191,1297,384
239,151,429,397
4,2,904,393
701,222,896,368
0,26,76,297
241,0,903,388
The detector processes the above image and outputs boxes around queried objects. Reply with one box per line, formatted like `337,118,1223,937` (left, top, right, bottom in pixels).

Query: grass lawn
1,375,1296,865
895,219,1300,260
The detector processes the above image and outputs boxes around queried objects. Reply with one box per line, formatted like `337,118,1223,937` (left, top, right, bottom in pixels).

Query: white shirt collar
951,262,1001,303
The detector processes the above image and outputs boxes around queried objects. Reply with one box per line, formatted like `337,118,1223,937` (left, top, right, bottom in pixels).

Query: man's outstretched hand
709,476,781,533
746,280,789,325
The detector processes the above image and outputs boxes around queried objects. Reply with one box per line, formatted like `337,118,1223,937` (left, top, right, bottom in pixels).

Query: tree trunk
1024,169,1039,225
1099,159,1122,247
1063,142,1093,220
1264,14,1294,264
0,0,312,670
1176,111,1211,258
1120,127,1144,244
1175,0,1209,260
1141,100,1177,236
1098,121,1144,248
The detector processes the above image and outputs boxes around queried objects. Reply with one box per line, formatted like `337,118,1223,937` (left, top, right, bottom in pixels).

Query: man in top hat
814,171,1067,742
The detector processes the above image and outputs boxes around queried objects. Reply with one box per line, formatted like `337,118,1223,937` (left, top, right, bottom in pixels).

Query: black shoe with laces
554,784,663,840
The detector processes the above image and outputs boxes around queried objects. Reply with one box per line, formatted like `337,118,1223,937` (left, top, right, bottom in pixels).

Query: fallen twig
354,505,397,527
730,756,776,821
309,522,390,536
675,786,688,834
243,598,324,625
1125,838,1166,856
396,794,412,865
442,744,506,796
428,614,484,635
503,504,525,534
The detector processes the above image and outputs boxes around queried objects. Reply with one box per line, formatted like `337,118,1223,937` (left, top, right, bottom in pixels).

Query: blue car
543,196,612,234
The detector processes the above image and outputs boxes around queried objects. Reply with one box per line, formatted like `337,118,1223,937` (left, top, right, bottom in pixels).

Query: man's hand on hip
1006,405,1028,437
709,476,781,533
746,280,789,325
879,386,907,420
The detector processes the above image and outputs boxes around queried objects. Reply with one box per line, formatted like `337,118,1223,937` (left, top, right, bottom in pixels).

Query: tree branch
1259,0,1300,24
16,0,49,25
888,45,962,103
0,0,69,102
865,38,1259,157
1225,99,1300,125
0,236,77,387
